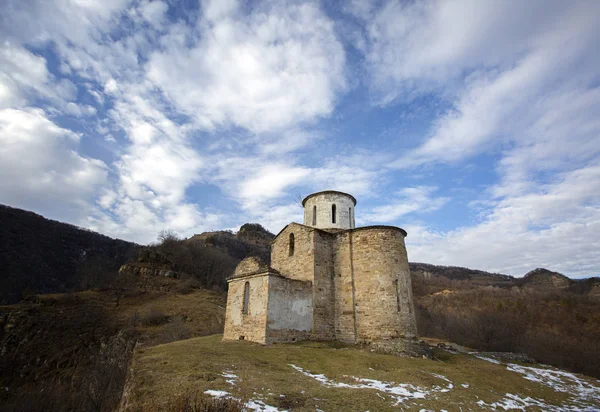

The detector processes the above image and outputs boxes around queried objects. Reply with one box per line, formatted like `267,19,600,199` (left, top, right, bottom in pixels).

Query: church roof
301,190,357,206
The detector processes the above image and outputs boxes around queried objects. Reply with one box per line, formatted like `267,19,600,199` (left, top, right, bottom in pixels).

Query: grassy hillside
0,275,226,412
123,335,600,411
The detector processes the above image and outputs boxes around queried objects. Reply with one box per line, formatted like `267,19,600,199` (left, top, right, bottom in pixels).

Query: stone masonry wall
311,230,336,340
266,276,313,344
333,231,357,343
350,227,417,341
271,223,314,282
223,275,269,344
232,256,269,277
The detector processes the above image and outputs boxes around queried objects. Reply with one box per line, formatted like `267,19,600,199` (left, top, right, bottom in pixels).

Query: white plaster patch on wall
291,298,312,317
267,277,313,332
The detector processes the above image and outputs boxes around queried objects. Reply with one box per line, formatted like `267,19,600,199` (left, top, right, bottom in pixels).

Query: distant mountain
410,261,599,295
409,262,515,286
517,267,572,288
0,204,138,304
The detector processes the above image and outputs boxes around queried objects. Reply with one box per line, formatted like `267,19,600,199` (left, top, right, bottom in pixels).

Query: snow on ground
206,358,600,411
244,399,281,412
222,370,238,385
471,354,501,364
476,393,600,411
507,363,600,402
474,353,600,410
204,389,230,398
204,389,282,411
289,364,454,404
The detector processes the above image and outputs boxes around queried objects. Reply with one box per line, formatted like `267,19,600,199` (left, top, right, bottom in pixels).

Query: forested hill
2,203,597,304
0,204,138,304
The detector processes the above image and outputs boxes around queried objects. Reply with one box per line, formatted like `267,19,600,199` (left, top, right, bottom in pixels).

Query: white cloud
408,166,600,278
376,1,599,169
0,42,80,110
201,0,238,22
146,0,346,133
354,1,600,277
1,0,599,283
360,186,449,224
117,138,203,207
139,0,168,28
239,164,311,208
0,108,107,218
359,0,585,103
0,42,50,108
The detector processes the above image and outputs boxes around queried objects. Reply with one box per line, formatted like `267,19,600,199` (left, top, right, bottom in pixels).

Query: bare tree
157,229,180,243
291,193,304,208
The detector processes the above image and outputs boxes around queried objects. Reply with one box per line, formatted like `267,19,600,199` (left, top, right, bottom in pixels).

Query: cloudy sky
1,0,599,277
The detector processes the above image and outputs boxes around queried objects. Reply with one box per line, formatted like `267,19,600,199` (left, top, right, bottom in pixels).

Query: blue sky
1,0,599,278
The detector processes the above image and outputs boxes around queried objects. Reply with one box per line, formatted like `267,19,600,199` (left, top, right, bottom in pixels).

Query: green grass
124,335,600,411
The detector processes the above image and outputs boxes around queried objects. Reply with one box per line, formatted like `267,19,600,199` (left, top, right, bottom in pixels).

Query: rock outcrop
118,248,183,279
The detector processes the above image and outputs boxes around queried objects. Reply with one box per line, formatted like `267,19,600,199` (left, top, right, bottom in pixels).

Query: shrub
414,287,600,378
139,307,168,326
159,316,192,344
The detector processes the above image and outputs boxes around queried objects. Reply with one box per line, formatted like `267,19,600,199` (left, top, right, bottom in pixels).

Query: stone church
223,190,417,345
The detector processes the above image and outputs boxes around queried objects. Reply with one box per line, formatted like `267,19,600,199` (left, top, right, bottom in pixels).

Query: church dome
302,190,356,230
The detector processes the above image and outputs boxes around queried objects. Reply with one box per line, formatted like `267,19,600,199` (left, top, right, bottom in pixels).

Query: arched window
332,204,336,224
349,207,352,228
289,233,295,256
242,281,250,315
394,279,401,312
312,205,317,226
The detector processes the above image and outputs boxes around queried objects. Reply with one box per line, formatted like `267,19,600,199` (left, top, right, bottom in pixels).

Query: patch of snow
505,363,600,410
431,373,451,383
507,363,599,399
204,389,230,398
472,354,501,364
477,393,569,411
244,399,281,412
204,390,282,411
471,357,600,411
222,370,238,385
461,383,469,388
288,364,453,404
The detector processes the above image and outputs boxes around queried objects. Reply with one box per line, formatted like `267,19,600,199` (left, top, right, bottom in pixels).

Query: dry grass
140,390,243,412
122,335,596,412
